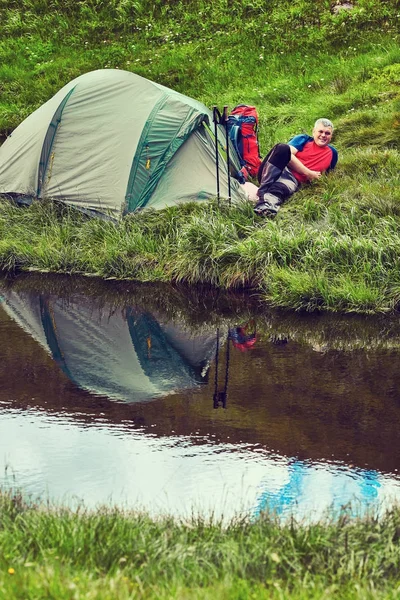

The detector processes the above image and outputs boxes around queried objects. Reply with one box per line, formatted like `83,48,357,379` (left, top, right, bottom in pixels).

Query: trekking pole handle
213,106,222,124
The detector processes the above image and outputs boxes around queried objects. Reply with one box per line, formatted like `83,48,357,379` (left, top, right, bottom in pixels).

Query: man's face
312,124,333,147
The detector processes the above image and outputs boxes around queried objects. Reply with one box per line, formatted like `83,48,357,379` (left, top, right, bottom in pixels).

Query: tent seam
37,86,76,198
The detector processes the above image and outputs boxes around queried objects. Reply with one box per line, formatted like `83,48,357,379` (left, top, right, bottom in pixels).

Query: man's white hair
314,118,334,131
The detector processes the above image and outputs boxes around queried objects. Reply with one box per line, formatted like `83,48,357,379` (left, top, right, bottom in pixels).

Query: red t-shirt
291,141,333,183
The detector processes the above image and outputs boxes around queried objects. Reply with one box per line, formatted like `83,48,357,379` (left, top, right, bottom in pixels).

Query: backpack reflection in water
241,118,338,218
229,320,257,352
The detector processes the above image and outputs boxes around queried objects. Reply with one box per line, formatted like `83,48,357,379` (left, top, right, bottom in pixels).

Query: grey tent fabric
0,69,246,218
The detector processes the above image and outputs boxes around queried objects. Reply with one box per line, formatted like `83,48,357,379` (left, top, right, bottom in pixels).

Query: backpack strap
228,123,245,167
327,145,338,171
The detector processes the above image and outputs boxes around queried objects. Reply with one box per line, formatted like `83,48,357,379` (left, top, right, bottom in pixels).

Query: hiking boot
254,202,278,218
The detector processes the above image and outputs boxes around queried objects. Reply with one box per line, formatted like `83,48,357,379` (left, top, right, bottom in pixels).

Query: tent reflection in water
0,287,218,402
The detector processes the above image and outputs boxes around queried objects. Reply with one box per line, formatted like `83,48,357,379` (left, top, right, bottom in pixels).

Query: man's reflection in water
213,320,257,409
229,319,257,352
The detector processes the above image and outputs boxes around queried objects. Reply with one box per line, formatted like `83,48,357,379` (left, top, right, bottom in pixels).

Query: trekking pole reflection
212,320,257,409
213,327,230,409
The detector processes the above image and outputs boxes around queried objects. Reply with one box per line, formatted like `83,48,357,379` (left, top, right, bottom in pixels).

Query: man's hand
306,170,321,181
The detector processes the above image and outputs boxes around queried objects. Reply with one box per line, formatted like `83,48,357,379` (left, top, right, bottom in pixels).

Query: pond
1,274,400,523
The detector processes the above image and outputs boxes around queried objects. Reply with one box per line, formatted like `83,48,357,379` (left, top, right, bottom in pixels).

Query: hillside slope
0,0,399,313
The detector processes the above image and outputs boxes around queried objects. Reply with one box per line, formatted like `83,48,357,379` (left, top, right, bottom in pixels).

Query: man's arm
288,145,321,181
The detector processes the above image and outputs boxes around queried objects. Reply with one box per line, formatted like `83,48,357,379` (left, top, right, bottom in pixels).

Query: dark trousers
256,144,299,210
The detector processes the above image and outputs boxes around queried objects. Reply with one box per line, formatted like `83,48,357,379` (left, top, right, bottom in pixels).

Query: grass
1,184,400,313
1,489,400,599
0,0,399,313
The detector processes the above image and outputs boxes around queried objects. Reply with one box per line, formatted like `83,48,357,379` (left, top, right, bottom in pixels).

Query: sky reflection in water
1,274,400,523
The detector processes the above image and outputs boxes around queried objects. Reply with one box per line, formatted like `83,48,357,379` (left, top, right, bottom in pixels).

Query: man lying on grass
246,118,338,218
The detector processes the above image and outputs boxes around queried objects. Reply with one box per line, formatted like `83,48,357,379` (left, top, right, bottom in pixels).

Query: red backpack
227,105,262,180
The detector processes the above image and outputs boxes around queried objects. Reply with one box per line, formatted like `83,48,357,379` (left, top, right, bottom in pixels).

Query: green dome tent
0,69,246,218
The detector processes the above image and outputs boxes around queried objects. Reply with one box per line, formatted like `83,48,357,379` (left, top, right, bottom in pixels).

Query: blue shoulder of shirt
287,134,338,171
327,145,338,171
287,134,312,150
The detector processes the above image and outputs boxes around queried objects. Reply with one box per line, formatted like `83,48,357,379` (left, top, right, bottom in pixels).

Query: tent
0,284,220,402
0,69,246,218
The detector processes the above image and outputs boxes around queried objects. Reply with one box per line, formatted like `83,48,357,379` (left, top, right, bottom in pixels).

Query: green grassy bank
1,490,400,599
0,0,400,313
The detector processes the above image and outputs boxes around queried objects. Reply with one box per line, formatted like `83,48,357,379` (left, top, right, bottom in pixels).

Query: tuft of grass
2,489,400,599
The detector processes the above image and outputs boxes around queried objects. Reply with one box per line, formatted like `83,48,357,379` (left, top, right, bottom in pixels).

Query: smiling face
312,123,333,147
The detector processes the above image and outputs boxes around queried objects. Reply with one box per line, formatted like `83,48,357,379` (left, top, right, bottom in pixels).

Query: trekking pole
213,106,221,206
223,105,232,205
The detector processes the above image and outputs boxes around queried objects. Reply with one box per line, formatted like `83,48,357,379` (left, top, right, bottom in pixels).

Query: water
1,273,400,523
